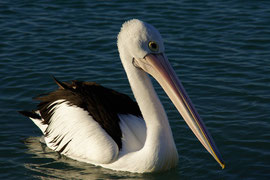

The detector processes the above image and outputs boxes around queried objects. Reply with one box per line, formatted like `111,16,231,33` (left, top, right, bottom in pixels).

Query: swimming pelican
20,19,224,173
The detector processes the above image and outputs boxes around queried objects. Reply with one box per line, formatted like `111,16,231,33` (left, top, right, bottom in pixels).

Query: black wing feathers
27,78,142,150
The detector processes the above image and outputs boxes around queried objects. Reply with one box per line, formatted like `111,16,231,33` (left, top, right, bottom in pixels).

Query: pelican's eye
148,41,159,52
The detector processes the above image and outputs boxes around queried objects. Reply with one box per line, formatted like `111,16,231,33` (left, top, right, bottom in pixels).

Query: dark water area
1,0,270,179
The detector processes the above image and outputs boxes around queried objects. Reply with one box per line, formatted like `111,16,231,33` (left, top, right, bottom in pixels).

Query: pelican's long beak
135,53,225,169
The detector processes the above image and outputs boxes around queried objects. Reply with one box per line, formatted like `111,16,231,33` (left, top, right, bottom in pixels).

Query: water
1,0,270,179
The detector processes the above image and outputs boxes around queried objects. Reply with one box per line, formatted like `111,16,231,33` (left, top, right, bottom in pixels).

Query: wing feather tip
18,110,41,120
52,76,69,90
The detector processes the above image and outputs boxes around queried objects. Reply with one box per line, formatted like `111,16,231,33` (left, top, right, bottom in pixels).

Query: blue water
1,1,270,179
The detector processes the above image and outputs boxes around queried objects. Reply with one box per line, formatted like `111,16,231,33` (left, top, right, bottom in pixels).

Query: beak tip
221,163,225,169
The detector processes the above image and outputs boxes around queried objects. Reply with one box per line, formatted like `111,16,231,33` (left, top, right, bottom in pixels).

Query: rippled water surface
1,1,270,179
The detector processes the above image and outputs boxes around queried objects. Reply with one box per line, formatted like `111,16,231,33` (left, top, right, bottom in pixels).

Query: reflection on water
23,137,168,179
24,137,138,179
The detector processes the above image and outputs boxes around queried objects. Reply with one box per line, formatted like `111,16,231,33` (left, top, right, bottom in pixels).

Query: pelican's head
118,19,164,60
117,19,225,169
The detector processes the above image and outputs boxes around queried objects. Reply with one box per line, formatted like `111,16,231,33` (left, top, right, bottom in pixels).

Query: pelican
20,19,224,173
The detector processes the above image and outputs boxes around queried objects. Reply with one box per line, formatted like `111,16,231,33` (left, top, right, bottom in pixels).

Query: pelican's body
20,19,224,173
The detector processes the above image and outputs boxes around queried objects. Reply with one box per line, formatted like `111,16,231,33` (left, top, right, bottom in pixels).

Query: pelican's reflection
24,137,146,179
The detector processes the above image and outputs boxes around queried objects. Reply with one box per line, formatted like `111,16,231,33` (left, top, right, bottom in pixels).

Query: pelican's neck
120,53,177,156
129,67,167,130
